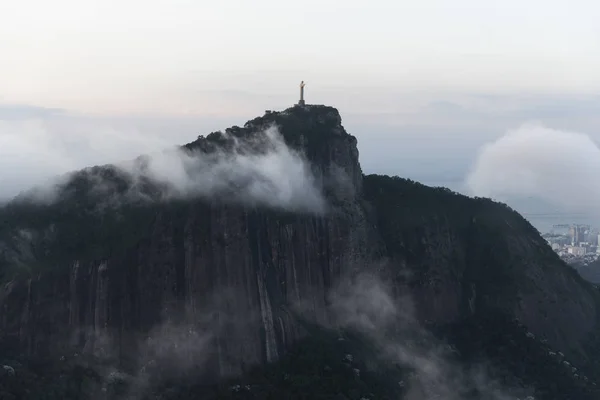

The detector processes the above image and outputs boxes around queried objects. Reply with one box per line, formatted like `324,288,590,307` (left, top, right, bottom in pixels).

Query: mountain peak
186,104,347,150
185,104,363,195
2,104,600,399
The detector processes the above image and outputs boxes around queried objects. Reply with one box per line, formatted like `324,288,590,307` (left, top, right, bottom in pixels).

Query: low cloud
66,285,263,399
323,271,529,399
0,115,326,214
465,123,600,213
117,125,326,213
0,104,66,120
0,116,188,201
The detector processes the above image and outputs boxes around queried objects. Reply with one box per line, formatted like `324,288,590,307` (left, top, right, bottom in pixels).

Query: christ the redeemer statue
298,81,306,106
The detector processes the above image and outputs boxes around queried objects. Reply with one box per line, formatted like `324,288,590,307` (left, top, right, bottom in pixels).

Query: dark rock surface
1,104,599,398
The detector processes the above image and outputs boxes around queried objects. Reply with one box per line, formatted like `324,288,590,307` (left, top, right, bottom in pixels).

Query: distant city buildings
543,223,600,265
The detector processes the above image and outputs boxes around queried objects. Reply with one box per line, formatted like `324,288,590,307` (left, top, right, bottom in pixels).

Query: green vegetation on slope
186,105,350,159
362,174,600,394
435,311,600,400
362,174,586,291
2,110,600,399
0,166,164,282
4,312,600,400
362,174,550,261
0,321,405,400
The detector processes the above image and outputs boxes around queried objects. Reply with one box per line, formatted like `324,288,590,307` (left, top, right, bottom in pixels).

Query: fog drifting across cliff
118,125,326,213
6,124,326,214
326,272,524,400
465,123,600,213
83,287,263,399
0,117,186,202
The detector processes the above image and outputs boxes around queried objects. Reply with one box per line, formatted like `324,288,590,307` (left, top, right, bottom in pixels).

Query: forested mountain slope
1,105,599,399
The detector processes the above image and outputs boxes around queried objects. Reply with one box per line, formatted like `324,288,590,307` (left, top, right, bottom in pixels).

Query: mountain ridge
1,104,599,399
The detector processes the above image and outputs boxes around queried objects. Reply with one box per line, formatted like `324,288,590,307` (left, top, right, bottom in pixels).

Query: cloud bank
465,123,600,213
117,125,325,213
0,117,186,201
0,116,325,213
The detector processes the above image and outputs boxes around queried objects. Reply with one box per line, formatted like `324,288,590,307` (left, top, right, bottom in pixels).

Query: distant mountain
1,105,600,399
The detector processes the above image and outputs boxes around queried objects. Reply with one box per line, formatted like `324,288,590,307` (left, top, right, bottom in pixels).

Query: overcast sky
2,0,599,113
1,0,599,230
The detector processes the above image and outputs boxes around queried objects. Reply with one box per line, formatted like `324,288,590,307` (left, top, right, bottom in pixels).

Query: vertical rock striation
0,104,599,384
0,105,379,378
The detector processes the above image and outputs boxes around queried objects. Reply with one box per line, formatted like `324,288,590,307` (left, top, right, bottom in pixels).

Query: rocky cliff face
0,105,380,378
1,104,599,396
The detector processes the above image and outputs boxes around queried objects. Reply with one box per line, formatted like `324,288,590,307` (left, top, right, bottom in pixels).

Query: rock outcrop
0,104,599,395
0,105,379,378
